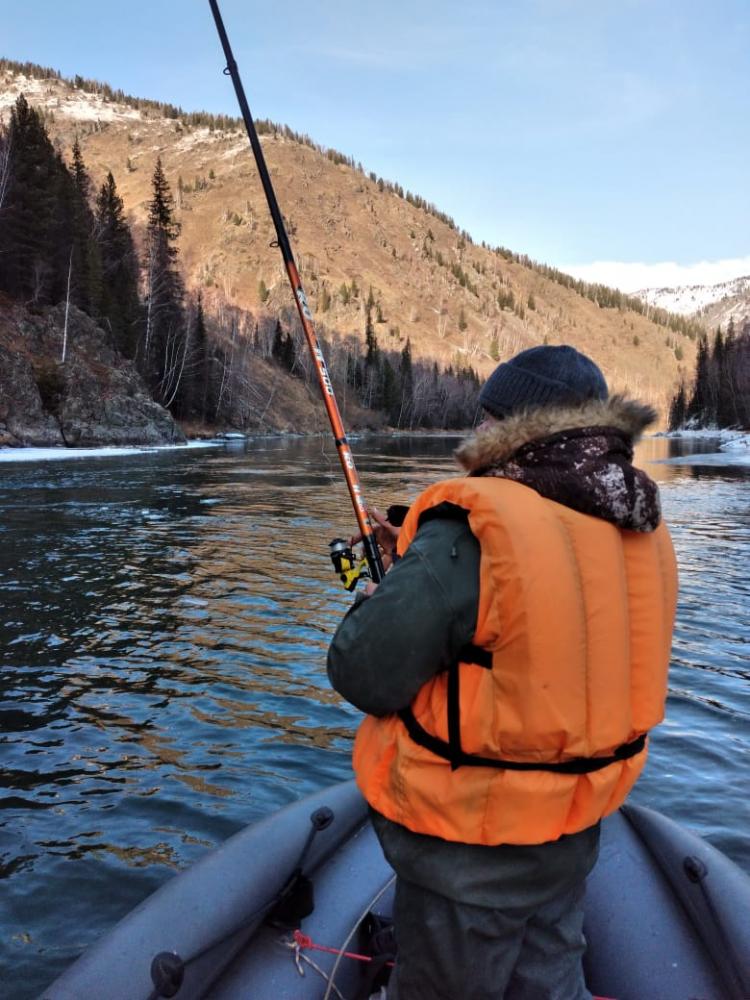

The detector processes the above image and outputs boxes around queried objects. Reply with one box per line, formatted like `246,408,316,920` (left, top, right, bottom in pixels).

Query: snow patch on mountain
634,275,750,316
220,139,251,159
0,75,141,124
172,128,215,153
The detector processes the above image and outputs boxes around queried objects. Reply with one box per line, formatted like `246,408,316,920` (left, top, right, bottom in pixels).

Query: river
1,433,748,997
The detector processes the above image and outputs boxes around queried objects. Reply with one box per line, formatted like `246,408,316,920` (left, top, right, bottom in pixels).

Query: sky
3,0,749,292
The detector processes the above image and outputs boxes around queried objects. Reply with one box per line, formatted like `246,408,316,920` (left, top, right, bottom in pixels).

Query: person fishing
327,344,678,1000
206,19,678,994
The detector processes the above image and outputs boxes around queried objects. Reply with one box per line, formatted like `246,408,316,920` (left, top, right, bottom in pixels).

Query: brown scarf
455,395,662,533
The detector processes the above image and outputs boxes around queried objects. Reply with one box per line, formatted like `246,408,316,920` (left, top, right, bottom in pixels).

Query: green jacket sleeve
326,518,481,716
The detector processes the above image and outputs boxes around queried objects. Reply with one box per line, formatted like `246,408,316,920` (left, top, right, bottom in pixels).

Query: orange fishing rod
208,0,384,584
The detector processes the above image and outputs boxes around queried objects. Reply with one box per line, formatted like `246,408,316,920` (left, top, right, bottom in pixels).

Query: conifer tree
67,138,102,314
285,334,296,372
686,336,708,424
0,95,60,302
71,138,90,202
400,338,413,390
382,357,399,423
397,338,414,427
346,350,359,389
365,307,379,367
168,292,214,420
363,306,382,408
686,334,711,425
191,292,210,419
271,320,295,372
714,327,739,428
95,171,141,358
272,319,284,361
668,383,687,430
732,330,750,427
143,157,185,406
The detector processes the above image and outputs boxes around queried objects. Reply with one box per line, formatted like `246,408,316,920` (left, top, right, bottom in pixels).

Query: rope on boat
283,935,347,1000
322,874,397,1000
285,874,617,1000
293,929,395,967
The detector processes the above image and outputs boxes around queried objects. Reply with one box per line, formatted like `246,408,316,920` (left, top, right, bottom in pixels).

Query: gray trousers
387,876,592,1000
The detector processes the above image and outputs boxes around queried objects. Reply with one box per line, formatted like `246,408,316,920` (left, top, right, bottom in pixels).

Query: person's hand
350,507,401,571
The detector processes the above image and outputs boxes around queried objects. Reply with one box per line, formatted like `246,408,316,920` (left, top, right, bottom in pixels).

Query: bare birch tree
61,247,73,362
0,125,11,215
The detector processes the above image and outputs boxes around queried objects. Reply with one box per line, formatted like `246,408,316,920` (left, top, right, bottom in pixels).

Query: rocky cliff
0,299,184,448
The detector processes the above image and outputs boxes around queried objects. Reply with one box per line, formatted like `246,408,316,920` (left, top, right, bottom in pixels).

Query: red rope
292,931,615,996
293,929,394,967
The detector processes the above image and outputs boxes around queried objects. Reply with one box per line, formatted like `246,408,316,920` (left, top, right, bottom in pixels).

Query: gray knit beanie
479,345,608,418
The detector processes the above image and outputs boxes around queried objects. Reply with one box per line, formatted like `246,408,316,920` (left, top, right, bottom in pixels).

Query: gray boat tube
584,803,750,1000
44,782,750,1000
42,781,370,1000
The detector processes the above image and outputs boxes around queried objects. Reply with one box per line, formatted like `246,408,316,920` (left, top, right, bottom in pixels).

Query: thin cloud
299,45,401,69
561,257,750,293
293,13,481,72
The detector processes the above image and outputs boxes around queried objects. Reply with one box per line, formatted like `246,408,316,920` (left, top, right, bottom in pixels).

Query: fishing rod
208,0,384,586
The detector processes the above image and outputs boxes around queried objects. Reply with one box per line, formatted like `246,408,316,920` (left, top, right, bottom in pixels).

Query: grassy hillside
1,60,703,420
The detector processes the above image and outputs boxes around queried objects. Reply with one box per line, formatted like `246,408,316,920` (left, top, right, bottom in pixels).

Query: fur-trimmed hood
455,395,657,473
454,395,661,532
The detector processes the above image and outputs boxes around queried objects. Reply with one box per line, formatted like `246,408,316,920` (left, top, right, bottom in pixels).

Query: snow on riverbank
717,434,750,452
660,450,750,466
0,441,224,463
654,428,750,465
656,428,750,452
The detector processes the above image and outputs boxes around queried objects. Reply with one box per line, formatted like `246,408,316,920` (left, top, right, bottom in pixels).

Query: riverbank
657,426,750,452
0,426,475,464
4,426,749,468
0,440,226,463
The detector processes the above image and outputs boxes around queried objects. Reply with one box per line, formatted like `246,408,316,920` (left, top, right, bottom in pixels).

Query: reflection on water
0,433,748,997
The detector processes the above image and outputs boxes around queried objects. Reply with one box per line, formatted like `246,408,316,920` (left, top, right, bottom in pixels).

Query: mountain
0,61,702,420
635,276,750,332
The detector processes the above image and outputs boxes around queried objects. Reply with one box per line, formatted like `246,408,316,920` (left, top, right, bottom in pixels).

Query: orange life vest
353,476,678,846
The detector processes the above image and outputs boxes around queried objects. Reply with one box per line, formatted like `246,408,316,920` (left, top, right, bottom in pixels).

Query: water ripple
0,436,748,997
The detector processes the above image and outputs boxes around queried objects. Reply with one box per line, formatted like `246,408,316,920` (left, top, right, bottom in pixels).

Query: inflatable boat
43,780,750,1000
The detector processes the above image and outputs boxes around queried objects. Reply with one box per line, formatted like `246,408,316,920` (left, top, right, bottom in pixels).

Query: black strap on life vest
446,658,462,769
399,647,647,774
445,645,493,768
399,703,647,774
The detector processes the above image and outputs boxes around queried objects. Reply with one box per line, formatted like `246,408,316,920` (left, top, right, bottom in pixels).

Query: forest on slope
669,320,750,431
0,59,709,444
0,93,480,444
